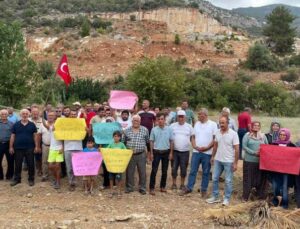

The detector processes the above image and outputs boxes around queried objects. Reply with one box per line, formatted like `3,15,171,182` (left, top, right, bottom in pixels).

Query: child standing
107,131,126,198
83,136,99,195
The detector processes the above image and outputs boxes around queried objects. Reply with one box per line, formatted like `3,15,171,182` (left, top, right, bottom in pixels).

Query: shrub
175,34,180,45
235,71,253,83
289,54,300,66
80,19,90,37
130,15,136,21
245,43,283,71
38,61,54,80
280,68,299,82
195,68,225,83
92,18,112,29
295,83,300,90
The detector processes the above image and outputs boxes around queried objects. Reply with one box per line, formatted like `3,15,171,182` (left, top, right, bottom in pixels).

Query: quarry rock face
99,8,232,38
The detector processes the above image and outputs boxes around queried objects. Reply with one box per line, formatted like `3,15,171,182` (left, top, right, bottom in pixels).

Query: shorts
109,173,122,181
48,149,64,163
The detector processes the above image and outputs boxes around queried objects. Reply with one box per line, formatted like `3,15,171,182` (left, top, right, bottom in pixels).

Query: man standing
38,111,56,181
64,109,84,191
29,106,43,176
124,115,149,194
221,107,237,131
237,107,252,158
10,109,39,186
138,100,156,134
7,107,19,124
117,110,132,131
0,109,14,180
181,100,195,126
206,116,239,206
170,110,194,190
63,106,71,118
149,113,173,195
182,108,217,197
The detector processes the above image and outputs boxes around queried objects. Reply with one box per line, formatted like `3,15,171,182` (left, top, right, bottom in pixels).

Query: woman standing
271,128,296,209
265,122,280,144
242,121,268,201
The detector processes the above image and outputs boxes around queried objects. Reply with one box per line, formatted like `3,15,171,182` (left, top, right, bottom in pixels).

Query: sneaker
206,196,221,204
222,199,230,206
139,189,146,195
54,183,60,189
171,184,177,190
10,180,21,187
28,180,35,186
149,189,155,195
179,188,191,196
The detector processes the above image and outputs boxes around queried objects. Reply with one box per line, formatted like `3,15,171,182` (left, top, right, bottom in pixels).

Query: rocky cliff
98,8,232,39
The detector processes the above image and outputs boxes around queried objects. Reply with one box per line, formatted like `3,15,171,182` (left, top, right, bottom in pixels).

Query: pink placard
108,90,138,110
72,152,103,176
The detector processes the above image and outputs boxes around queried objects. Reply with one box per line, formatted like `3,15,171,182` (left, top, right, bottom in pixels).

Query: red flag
259,144,300,175
56,54,72,87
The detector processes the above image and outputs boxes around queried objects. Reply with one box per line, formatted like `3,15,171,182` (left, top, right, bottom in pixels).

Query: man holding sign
123,115,149,195
60,109,86,191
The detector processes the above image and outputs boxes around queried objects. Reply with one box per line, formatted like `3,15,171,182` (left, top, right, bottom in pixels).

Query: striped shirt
124,126,149,154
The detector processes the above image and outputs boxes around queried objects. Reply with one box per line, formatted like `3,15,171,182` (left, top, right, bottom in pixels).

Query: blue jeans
187,152,211,192
212,160,233,200
238,128,247,159
271,172,289,209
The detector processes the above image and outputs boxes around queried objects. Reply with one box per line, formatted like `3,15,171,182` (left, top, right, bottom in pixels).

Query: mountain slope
233,4,300,33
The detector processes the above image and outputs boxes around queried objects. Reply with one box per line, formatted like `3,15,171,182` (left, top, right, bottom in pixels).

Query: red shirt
80,111,96,128
238,112,251,129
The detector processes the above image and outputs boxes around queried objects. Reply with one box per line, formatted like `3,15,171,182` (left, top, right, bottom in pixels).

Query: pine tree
263,6,296,56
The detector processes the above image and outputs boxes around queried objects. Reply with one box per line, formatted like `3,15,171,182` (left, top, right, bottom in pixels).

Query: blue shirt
8,113,19,124
12,121,37,149
0,120,13,142
83,147,98,152
150,126,173,150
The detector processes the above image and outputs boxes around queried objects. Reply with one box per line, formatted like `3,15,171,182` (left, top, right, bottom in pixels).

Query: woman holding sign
271,128,296,209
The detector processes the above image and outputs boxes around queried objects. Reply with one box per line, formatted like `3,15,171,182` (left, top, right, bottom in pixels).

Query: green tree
38,61,54,80
0,22,39,108
245,43,282,71
263,6,296,56
126,57,186,107
80,18,90,37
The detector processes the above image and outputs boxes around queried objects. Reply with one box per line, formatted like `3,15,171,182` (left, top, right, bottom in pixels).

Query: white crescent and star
60,63,68,74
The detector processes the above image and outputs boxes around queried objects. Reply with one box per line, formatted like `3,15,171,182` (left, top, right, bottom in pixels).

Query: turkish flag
56,54,72,87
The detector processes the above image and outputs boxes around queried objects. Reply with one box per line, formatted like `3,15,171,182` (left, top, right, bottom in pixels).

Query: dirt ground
0,158,285,229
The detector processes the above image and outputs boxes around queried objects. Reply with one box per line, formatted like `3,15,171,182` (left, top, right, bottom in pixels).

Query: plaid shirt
124,126,149,154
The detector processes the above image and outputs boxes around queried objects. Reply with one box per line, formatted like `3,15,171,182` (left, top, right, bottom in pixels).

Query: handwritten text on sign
92,122,121,145
100,148,133,173
259,144,300,175
72,152,103,176
54,118,86,140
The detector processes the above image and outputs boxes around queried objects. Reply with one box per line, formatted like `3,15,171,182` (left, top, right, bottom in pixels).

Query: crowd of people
0,100,299,209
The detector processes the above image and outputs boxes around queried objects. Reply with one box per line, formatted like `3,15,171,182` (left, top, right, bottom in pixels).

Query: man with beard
117,110,132,131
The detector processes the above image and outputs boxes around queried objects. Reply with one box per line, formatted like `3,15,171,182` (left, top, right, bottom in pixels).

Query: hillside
233,4,300,33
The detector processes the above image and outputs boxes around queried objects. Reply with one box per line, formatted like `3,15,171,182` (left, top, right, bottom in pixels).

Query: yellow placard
54,118,86,140
100,148,133,173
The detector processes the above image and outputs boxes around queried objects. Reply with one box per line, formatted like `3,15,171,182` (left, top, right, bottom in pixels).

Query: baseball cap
72,101,81,106
177,110,186,116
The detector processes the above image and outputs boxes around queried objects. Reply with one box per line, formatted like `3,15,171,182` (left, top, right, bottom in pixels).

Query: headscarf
274,128,291,145
249,121,265,141
269,122,281,143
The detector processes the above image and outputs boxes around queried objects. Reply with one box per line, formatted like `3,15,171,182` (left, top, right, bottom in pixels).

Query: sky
207,0,300,10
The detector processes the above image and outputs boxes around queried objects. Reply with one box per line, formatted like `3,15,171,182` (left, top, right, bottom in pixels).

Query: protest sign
72,152,103,176
54,118,86,140
108,90,138,110
259,144,300,175
92,122,121,145
100,148,133,173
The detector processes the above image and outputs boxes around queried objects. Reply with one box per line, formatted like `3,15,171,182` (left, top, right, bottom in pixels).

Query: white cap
177,110,186,116
73,101,81,106
222,107,230,114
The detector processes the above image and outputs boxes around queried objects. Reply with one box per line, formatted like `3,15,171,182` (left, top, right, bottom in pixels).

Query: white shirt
49,127,63,151
117,117,132,130
38,123,51,145
193,120,218,155
214,128,239,163
170,122,194,152
64,140,83,151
